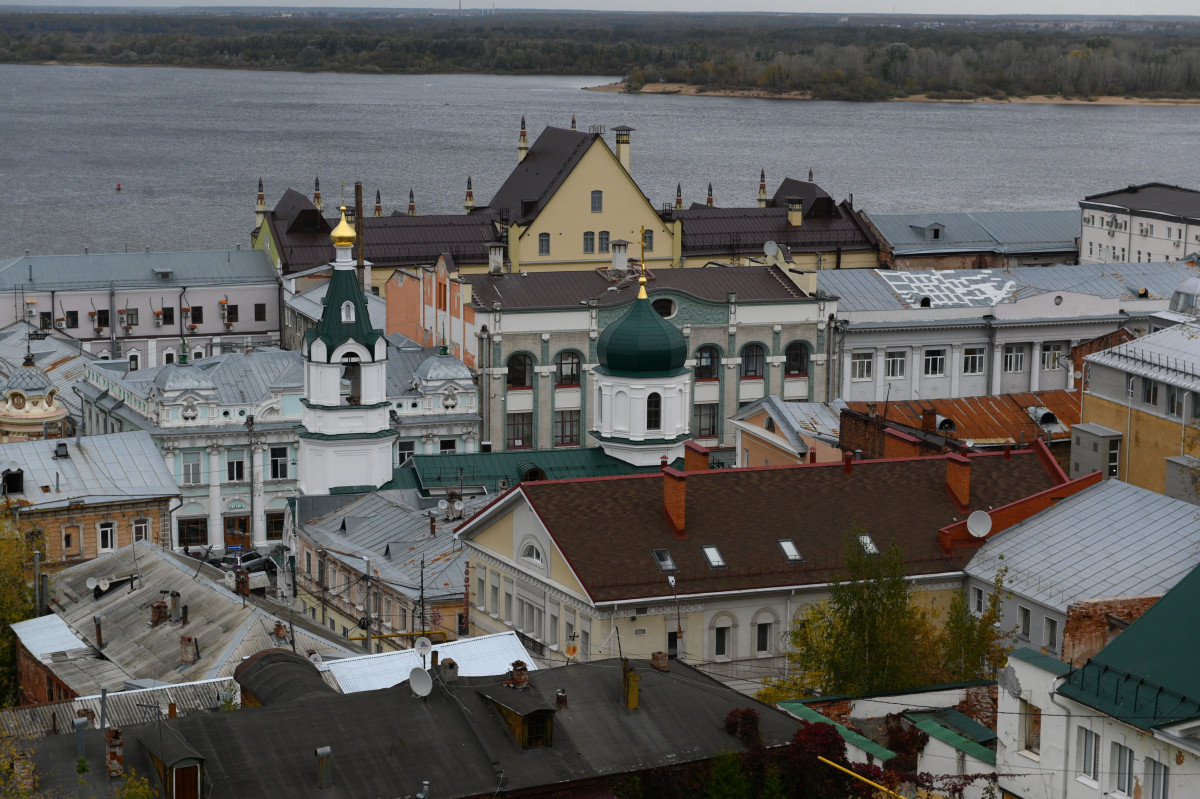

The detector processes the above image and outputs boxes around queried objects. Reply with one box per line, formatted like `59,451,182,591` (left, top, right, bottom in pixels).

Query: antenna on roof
409,666,433,698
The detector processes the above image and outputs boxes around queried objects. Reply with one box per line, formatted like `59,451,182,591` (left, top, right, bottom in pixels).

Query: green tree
940,566,1014,682
114,769,158,799
705,752,749,799
0,514,38,706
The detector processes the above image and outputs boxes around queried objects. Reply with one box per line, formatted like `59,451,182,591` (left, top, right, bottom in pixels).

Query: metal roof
0,431,178,511
820,261,1200,313
0,322,95,414
322,632,537,693
732,396,843,450
483,125,597,225
0,249,277,292
286,275,387,331
778,701,896,762
412,448,664,494
674,202,876,256
905,710,996,765
10,614,87,659
845,390,1081,445
868,210,1079,255
1084,322,1200,392
966,480,1200,612
1082,182,1200,220
1008,646,1071,676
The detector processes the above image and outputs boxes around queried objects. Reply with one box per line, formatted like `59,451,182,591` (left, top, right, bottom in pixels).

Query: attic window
778,539,804,563
652,548,678,573
521,544,544,566
1,468,23,496
702,545,727,569
341,301,355,323
858,534,880,555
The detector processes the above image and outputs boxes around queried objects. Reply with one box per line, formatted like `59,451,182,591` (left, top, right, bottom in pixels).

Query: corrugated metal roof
845,390,1080,445
1084,322,1200,392
323,632,537,693
778,702,896,762
413,448,663,493
10,615,87,659
0,431,178,511
1082,182,1200,219
287,279,388,330
0,322,95,415
1008,647,1071,676
906,712,996,765
869,210,1079,255
820,261,1200,313
0,249,276,291
966,480,1200,612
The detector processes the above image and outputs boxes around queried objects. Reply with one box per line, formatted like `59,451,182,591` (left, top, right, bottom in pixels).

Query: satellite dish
7,461,17,472
564,643,579,658
438,499,449,511
763,240,779,258
86,577,98,590
414,637,432,656
409,667,433,698
224,571,236,588
309,652,323,665
1073,370,1083,380
98,579,110,591
966,510,993,539
453,500,463,512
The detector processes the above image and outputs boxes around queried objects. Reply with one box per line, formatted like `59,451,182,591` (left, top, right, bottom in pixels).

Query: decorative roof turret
596,275,687,378
3,351,53,395
303,206,382,361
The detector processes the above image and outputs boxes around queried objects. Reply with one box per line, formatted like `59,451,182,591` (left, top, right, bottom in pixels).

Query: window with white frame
1167,385,1183,417
756,621,773,653
590,190,603,213
132,518,149,543
701,545,726,569
98,522,116,553
1078,727,1099,781
1146,756,1169,799
1142,378,1159,406
850,352,872,381
226,448,245,482
884,351,906,378
1040,343,1064,371
270,446,289,479
1018,605,1031,639
583,231,595,253
963,347,985,375
1113,742,1134,795
182,451,202,485
538,233,550,256
1003,345,1025,373
923,349,946,377
1045,617,1059,652
972,586,985,613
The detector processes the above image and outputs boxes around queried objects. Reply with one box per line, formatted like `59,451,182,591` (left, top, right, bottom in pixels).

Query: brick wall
22,497,173,565
15,644,77,707
1062,595,1160,664
954,683,998,731
839,409,945,460
804,697,852,725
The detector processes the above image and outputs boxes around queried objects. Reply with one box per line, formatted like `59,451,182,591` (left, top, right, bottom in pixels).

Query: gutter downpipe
1049,680,1073,799
109,281,118,359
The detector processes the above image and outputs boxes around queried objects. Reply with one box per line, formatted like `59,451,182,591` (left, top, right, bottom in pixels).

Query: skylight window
701,545,727,569
858,534,880,555
652,548,678,573
778,539,804,563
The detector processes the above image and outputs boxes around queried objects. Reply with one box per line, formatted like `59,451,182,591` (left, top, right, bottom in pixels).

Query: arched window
785,342,809,377
341,353,362,404
341,301,355,323
646,392,662,430
538,233,550,256
695,346,719,380
598,231,610,253
521,543,544,566
127,352,140,372
507,354,533,389
741,344,765,378
583,231,595,253
554,351,581,386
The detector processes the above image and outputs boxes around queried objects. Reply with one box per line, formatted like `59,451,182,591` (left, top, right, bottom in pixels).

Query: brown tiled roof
478,126,596,225
519,448,1063,603
845,391,1082,445
771,177,835,212
674,200,877,258
462,264,809,312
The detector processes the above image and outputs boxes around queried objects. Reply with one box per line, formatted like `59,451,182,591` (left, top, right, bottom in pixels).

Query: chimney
181,605,189,625
442,658,459,683
945,453,971,508
170,590,180,622
1004,441,1012,460
555,688,568,708
181,635,198,665
867,402,878,419
464,175,474,212
614,125,633,172
105,728,124,778
430,650,440,669
621,659,640,710
313,176,322,213
255,178,266,226
662,466,686,536
611,239,630,272
510,660,530,688
315,746,333,789
488,244,506,275
922,408,937,433
518,115,529,163
650,651,670,672
842,450,854,475
429,513,436,537
757,168,768,208
787,197,804,227
93,614,104,649
151,600,168,627
683,440,710,472
808,450,817,464
168,703,177,719
73,717,88,760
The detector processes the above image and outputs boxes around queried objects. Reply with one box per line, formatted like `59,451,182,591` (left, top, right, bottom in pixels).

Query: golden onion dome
330,206,356,248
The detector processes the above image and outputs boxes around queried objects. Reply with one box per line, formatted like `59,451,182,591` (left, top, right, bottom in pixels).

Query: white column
1030,341,1042,393
874,347,885,401
950,344,961,398
1067,339,1079,390
990,346,1004,394
842,349,853,400
252,444,266,545
911,346,921,399
207,446,223,549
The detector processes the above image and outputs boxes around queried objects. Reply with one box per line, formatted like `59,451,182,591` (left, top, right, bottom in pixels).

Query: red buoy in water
116,183,121,191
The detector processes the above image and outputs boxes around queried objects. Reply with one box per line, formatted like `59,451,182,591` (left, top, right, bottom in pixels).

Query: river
2,64,1199,258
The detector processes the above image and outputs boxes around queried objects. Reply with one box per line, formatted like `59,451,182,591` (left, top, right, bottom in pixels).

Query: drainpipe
1049,680,1073,799
109,281,118,358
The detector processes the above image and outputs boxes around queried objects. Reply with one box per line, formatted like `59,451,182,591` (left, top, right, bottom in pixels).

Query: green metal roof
1058,563,1200,730
412,448,676,493
303,265,383,361
906,708,995,745
1008,647,1072,677
905,712,996,766
778,702,896,763
596,291,687,377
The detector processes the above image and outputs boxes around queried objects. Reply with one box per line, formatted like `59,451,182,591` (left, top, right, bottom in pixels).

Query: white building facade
1079,183,1200,265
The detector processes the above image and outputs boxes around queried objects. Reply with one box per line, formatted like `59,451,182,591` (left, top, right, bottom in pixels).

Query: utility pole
318,548,327,626
362,557,371,652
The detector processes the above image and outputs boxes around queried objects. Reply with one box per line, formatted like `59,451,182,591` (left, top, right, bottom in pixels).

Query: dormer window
521,543,544,567
341,301,355,323
2,468,23,496
702,545,726,569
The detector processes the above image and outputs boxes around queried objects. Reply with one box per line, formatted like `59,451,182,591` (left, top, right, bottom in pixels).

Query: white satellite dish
308,652,323,666
763,240,779,259
966,510,993,539
438,499,449,511
85,577,98,590
224,571,236,588
414,637,432,656
98,579,110,592
453,500,463,512
409,666,433,698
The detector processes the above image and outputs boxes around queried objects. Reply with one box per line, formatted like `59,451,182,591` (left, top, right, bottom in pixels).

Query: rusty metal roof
845,390,1081,445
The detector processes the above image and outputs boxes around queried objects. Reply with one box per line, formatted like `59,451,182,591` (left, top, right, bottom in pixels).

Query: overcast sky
37,1,1200,18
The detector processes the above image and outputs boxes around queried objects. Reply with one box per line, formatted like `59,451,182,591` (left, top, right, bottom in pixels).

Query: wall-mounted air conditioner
54,319,66,329
26,308,36,317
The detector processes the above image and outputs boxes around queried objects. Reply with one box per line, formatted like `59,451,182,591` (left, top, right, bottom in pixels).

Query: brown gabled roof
771,177,835,213
674,197,877,258
845,391,1082,445
462,263,809,312
518,447,1065,604
479,125,596,225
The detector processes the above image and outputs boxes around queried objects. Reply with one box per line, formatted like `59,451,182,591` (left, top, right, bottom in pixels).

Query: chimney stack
488,243,506,274
650,651,670,672
614,125,633,172
787,197,804,227
442,658,459,683
170,590,180,622
843,450,854,475
555,688,568,708
611,239,630,273
151,600,168,627
945,453,971,508
74,717,88,760
662,466,686,536
922,408,937,433
93,614,104,649
510,660,530,688
808,449,817,464
315,746,333,789
105,728,124,778
181,635,198,665
757,169,768,208
518,116,529,163
621,659,640,710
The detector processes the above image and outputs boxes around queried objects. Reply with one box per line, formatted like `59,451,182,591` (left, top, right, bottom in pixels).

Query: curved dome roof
153,363,216,392
597,279,688,377
3,362,53,395
414,352,473,382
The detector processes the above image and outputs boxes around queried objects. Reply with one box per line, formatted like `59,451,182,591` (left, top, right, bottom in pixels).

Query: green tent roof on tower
596,276,687,378
303,208,383,361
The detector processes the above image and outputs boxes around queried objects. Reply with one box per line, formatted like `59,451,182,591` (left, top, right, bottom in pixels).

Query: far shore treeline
3,11,1200,101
